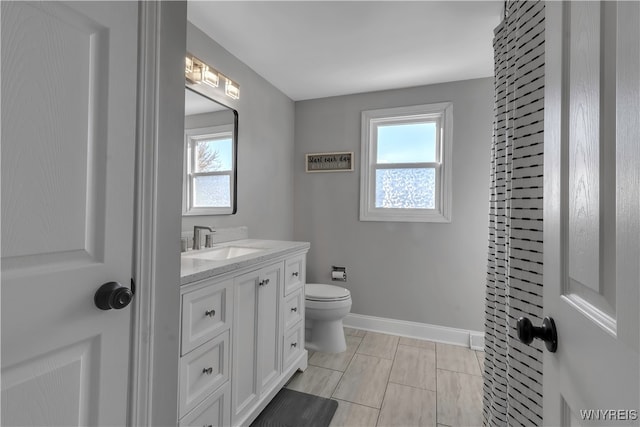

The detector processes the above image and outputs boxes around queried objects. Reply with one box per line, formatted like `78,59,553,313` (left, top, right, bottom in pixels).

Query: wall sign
305,152,354,173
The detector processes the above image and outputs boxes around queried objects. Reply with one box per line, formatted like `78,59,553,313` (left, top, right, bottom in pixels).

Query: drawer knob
259,278,270,286
291,342,297,348
292,272,299,277
291,307,298,312
202,367,213,375
205,309,216,317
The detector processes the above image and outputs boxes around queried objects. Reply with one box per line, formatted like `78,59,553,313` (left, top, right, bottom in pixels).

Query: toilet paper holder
331,266,347,282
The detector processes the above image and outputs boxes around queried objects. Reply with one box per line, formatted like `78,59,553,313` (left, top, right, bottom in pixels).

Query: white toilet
305,283,352,353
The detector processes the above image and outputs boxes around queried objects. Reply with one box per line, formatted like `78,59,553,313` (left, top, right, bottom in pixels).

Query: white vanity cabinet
179,242,309,427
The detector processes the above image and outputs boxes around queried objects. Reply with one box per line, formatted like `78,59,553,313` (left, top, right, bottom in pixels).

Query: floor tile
436,343,482,376
309,335,362,372
329,399,379,427
475,351,485,374
285,365,343,398
377,382,436,427
398,336,436,350
389,344,436,391
356,332,399,359
295,330,485,427
436,369,483,427
344,327,367,338
332,353,392,408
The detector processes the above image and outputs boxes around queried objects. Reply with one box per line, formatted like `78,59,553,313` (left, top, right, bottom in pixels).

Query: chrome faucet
193,226,214,250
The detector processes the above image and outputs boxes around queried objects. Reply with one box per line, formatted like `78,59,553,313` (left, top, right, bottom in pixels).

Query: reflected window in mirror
183,87,238,215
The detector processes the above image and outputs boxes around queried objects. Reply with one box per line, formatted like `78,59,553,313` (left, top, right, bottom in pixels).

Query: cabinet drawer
284,289,304,330
180,331,230,416
182,279,232,355
284,255,305,296
179,381,230,427
283,324,304,370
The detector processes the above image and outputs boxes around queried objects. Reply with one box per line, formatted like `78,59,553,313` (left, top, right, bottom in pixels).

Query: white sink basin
183,246,264,261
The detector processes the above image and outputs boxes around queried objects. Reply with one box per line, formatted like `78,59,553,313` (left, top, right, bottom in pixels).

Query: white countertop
180,239,310,285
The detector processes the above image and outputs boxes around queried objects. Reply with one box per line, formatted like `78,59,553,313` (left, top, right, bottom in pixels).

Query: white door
1,1,138,425
544,1,639,425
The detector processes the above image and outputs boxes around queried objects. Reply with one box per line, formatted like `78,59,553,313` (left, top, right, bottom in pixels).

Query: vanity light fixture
185,54,203,85
202,66,219,88
185,53,240,99
225,78,240,100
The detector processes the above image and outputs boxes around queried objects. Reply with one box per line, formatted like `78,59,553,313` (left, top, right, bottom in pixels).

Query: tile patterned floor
285,327,484,427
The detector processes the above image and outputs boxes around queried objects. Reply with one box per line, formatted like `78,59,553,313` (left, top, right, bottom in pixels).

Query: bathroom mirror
183,86,238,215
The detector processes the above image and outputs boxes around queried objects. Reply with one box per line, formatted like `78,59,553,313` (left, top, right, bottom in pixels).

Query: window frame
359,102,453,223
182,124,236,215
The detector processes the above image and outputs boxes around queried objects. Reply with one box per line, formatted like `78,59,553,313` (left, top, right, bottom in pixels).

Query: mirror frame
183,85,239,215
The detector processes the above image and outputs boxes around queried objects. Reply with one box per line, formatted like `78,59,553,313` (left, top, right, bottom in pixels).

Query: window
360,102,452,222
183,125,236,215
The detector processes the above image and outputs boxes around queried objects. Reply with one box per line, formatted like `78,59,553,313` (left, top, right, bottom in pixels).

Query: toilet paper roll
332,271,346,281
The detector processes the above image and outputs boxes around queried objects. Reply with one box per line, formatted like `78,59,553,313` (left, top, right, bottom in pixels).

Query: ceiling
187,1,502,101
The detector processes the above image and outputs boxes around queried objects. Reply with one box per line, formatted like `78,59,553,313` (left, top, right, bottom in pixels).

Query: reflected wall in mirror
183,86,238,215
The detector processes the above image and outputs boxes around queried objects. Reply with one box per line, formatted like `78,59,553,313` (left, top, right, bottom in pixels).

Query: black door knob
516,316,558,352
95,282,133,310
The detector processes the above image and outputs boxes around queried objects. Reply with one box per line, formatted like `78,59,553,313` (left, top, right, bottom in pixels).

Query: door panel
1,2,138,425
1,2,109,264
565,0,617,329
544,1,639,425
257,263,282,392
1,338,99,426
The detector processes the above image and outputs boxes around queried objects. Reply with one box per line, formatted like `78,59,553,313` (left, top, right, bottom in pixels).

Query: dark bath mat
250,388,339,427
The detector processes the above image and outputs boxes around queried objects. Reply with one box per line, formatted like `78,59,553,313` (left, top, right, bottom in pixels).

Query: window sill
183,207,235,216
359,209,451,223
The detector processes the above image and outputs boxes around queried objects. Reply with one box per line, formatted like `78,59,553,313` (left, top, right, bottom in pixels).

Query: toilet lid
306,283,351,302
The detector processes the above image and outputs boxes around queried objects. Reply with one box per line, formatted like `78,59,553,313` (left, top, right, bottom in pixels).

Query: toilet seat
305,283,351,302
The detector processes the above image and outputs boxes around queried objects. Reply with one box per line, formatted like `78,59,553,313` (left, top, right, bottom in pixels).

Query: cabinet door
181,279,232,356
284,255,305,295
283,323,305,371
179,382,230,427
257,263,282,393
231,262,284,425
179,331,229,416
232,271,260,421
284,289,304,331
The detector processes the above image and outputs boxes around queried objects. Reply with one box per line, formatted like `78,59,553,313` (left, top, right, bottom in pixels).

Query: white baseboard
469,332,485,351
343,313,484,351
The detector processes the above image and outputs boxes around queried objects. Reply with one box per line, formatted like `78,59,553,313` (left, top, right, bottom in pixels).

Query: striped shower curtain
483,1,545,426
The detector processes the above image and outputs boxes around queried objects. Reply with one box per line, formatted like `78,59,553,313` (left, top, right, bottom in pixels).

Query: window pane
375,168,435,209
193,175,231,207
376,122,437,164
195,138,233,172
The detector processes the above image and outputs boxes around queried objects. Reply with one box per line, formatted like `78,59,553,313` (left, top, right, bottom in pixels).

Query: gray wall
184,23,296,240
293,78,493,331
